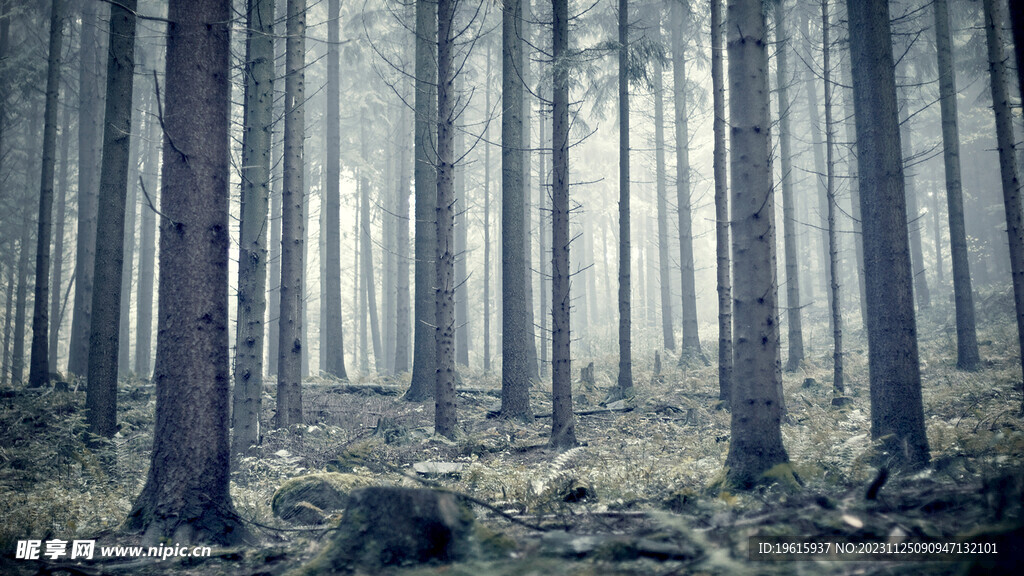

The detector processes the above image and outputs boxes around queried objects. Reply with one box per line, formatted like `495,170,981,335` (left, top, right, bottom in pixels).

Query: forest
1,0,1023,574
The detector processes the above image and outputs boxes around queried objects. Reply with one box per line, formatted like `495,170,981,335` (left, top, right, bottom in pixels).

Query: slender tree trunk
276,0,306,428
68,0,106,378
522,30,539,380
136,55,158,379
49,80,72,373
550,0,576,449
483,43,492,373
455,106,469,367
538,77,548,377
983,0,1024,412
29,0,64,388
323,0,348,380
847,0,929,471
774,0,804,371
800,11,830,316
653,57,675,353
267,0,285,377
434,0,458,439
822,0,843,395
899,102,931,311
118,114,139,379
232,0,274,455
723,0,791,488
86,0,136,437
672,0,701,361
124,0,247,543
360,129,383,373
501,0,533,419
839,52,867,327
711,0,731,405
935,0,980,371
395,22,413,374
12,140,35,386
616,0,633,397
2,262,14,386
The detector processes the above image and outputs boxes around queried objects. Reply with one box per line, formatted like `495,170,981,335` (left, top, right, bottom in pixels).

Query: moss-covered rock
292,487,477,574
271,473,374,525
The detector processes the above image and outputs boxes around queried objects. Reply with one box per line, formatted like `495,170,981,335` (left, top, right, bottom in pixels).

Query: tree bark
49,78,72,373
483,43,492,373
653,55,675,353
135,50,160,379
360,127,384,373
723,0,791,488
847,0,929,471
232,0,274,455
672,0,701,361
550,0,576,450
899,103,931,312
711,0,731,405
434,0,458,440
774,0,804,372
276,0,306,428
616,0,632,397
28,0,65,388
500,0,533,419
822,0,842,395
934,0,980,371
983,0,1024,412
800,10,830,316
124,0,247,544
86,0,136,437
118,108,140,379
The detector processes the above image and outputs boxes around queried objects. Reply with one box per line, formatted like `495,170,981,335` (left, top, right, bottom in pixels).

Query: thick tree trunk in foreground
124,0,248,545
774,0,804,372
407,0,438,402
28,0,64,388
276,0,306,428
983,0,1024,413
434,0,457,439
711,0,732,405
501,0,532,419
934,0,980,371
723,0,791,488
232,0,274,456
847,0,929,471
550,0,576,450
86,0,136,436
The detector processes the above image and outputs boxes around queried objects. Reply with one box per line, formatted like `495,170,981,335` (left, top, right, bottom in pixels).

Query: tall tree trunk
724,0,791,488
360,128,384,373
847,0,929,471
653,57,675,353
983,0,1024,413
839,51,867,327
232,0,274,456
49,82,72,373
395,23,413,374
899,103,931,311
12,117,36,386
118,111,140,379
2,262,14,386
267,0,285,377
434,0,458,439
672,0,701,361
800,11,830,316
774,0,804,371
86,0,136,437
276,0,306,428
522,27,539,380
538,76,548,377
136,54,159,379
500,0,533,419
934,0,980,371
408,0,438,401
550,0,576,449
68,0,107,378
323,0,348,380
822,0,843,395
711,0,731,405
455,105,469,367
29,0,64,388
483,43,492,373
124,0,247,543
616,0,633,398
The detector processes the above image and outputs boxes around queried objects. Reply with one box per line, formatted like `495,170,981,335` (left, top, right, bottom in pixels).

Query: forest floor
1,293,1023,575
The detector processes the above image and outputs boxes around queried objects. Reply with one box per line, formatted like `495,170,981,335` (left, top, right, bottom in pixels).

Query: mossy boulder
271,473,374,525
293,487,477,574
